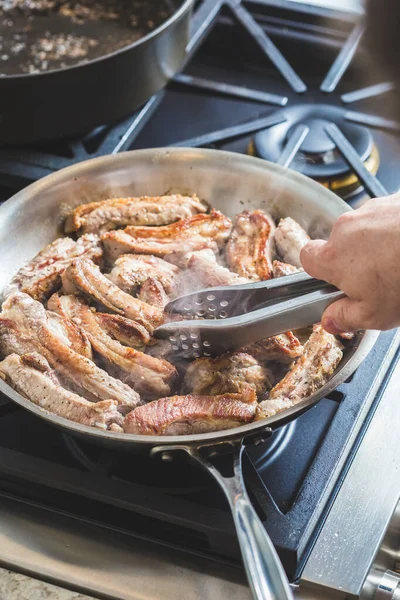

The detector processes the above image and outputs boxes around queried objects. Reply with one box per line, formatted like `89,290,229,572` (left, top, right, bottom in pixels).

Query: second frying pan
0,0,193,144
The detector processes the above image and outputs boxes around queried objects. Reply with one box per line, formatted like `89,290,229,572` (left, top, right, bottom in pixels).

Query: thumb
321,297,364,334
300,240,332,282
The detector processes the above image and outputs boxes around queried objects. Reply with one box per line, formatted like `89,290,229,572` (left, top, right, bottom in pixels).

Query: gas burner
249,104,380,199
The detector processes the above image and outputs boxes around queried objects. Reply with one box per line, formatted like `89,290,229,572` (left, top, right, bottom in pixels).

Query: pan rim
0,147,379,447
0,0,193,81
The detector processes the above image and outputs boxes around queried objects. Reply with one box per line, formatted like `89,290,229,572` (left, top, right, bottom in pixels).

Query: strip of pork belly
0,353,123,429
1,293,141,411
124,392,257,436
47,310,92,358
65,194,208,234
226,210,276,281
138,278,169,310
172,250,249,298
183,352,273,398
3,234,103,302
48,294,177,399
96,313,151,349
272,260,303,278
107,254,179,295
101,209,232,263
62,258,163,331
242,331,304,364
274,217,309,268
48,292,151,350
257,325,343,419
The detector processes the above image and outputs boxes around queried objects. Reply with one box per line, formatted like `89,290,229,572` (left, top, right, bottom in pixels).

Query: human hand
300,194,400,334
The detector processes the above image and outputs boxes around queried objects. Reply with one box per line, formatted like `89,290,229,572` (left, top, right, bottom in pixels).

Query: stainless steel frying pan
0,149,378,600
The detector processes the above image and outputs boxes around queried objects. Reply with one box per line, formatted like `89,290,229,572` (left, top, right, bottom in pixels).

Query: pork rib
272,260,303,278
257,325,343,419
47,310,92,358
3,234,102,302
49,294,177,400
101,209,232,262
62,257,163,331
183,352,272,398
242,332,304,364
124,392,257,435
65,194,208,234
0,293,141,412
226,210,275,281
274,217,309,268
0,353,123,429
173,249,249,297
107,254,179,295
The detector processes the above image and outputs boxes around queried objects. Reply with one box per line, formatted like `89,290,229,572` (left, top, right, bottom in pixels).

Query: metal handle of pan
181,443,294,600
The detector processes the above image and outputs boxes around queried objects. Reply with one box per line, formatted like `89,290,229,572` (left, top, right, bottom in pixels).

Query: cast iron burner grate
0,0,399,203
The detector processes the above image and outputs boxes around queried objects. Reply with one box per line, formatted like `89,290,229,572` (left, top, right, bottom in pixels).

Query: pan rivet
253,437,265,446
161,452,173,462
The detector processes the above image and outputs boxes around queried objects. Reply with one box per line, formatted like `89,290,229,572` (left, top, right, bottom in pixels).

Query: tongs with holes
154,271,345,358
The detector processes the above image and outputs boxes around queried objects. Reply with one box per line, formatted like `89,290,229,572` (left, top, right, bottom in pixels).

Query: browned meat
0,293,141,412
47,310,92,359
242,332,304,364
274,217,309,268
101,209,232,262
272,260,303,278
48,293,151,350
62,257,163,331
257,325,343,419
65,194,208,234
226,210,276,281
107,254,179,295
96,313,151,349
3,234,102,302
0,353,123,429
183,352,272,397
48,294,177,400
138,278,169,310
124,392,257,435
173,250,249,297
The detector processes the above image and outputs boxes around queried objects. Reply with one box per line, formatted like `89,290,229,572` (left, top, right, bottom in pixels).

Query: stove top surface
0,0,399,591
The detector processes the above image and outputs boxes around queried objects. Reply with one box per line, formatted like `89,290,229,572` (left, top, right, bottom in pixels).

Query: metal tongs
155,271,345,358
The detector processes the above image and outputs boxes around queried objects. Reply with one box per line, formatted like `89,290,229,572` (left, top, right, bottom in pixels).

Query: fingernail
322,317,344,335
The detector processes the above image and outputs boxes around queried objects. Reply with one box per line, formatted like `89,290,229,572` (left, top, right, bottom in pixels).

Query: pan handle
185,443,294,600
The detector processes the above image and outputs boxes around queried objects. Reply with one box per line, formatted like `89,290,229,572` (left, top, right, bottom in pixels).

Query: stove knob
375,571,400,599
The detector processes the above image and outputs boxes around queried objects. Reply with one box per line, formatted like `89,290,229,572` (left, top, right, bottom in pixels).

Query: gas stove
0,2,399,600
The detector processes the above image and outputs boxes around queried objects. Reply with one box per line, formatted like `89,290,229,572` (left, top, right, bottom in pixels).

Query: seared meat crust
183,352,272,397
242,332,304,364
124,392,257,435
49,294,176,400
3,234,102,302
0,293,141,411
108,254,179,295
226,210,275,280
62,257,163,331
0,353,123,429
65,194,208,234
272,260,303,278
257,325,343,419
101,209,232,262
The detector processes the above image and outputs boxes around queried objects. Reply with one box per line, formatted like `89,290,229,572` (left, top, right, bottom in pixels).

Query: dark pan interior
0,0,181,76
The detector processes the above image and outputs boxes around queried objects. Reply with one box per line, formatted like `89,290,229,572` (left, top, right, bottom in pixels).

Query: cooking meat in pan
0,194,350,435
